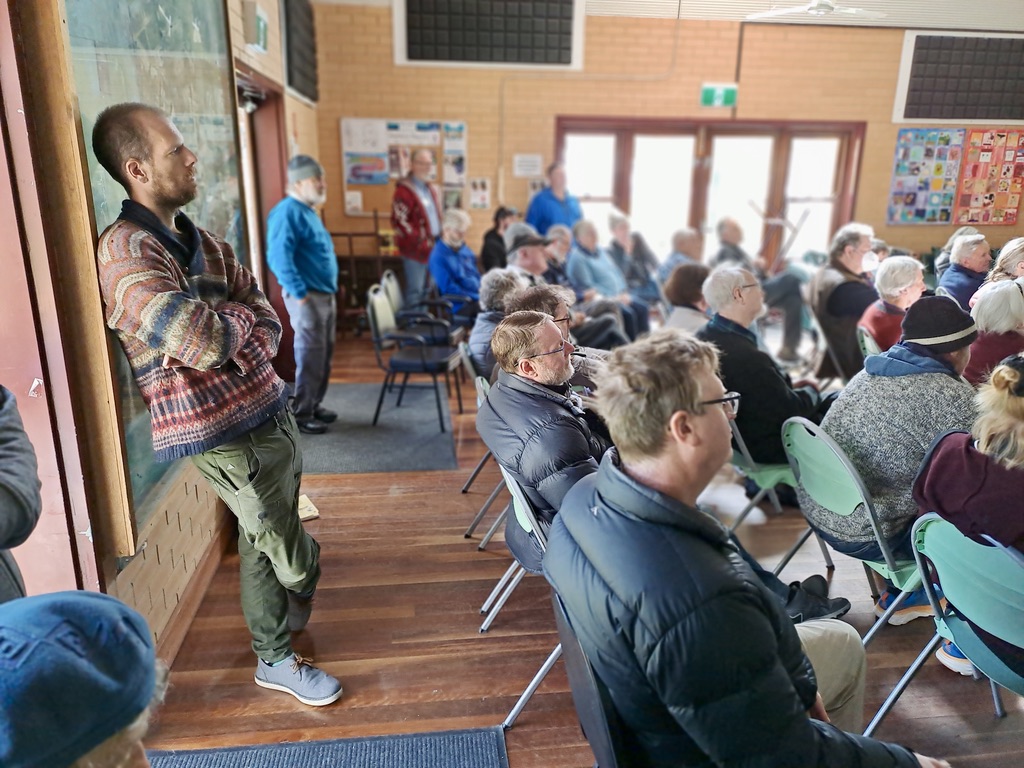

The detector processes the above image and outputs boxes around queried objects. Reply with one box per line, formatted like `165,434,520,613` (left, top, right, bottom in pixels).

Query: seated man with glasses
698,267,837,467
477,313,849,622
543,330,947,768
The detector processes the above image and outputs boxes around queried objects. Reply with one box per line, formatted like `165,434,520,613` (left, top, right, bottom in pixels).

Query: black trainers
785,582,851,624
313,407,338,423
800,574,830,599
287,590,314,632
296,419,328,435
255,654,343,706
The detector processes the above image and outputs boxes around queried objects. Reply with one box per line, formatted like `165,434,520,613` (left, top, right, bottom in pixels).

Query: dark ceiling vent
284,0,318,102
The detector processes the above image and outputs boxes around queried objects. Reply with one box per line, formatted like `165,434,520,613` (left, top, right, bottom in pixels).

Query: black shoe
313,407,338,423
800,574,830,599
785,583,851,624
297,419,328,435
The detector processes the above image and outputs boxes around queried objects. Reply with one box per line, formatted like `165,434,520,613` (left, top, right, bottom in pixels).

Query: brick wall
313,4,1022,256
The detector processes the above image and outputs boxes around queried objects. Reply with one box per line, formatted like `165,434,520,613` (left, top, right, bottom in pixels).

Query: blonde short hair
491,311,550,373
990,237,1024,282
973,356,1024,470
595,329,719,462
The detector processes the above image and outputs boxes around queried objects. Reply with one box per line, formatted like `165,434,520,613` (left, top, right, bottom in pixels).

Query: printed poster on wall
886,128,965,225
954,129,1024,226
344,152,389,185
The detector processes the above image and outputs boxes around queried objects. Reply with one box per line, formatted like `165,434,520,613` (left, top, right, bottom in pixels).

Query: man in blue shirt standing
267,155,339,435
525,162,582,236
427,208,481,322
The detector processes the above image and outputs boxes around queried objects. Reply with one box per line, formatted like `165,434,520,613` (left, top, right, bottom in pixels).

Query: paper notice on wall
344,152,389,185
469,178,491,209
341,118,388,153
443,186,464,211
386,120,440,146
443,121,467,152
344,190,363,214
513,154,544,178
443,151,466,186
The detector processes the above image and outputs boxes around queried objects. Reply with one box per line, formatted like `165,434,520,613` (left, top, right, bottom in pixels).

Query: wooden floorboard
146,335,1024,766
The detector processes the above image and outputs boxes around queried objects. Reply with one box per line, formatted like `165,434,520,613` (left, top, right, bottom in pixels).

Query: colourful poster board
887,129,965,225
954,129,1024,226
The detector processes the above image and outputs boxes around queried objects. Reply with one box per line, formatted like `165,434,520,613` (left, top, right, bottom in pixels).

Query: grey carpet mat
298,382,457,474
148,727,509,768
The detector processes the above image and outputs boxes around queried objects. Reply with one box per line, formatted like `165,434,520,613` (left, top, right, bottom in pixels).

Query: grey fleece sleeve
0,386,42,549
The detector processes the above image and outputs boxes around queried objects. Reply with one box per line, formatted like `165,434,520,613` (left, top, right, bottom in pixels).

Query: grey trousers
283,291,337,419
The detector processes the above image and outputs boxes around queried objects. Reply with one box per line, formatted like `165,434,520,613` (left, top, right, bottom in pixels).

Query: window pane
580,201,616,245
565,133,616,199
630,135,695,259
787,138,840,198
782,201,835,264
704,136,774,260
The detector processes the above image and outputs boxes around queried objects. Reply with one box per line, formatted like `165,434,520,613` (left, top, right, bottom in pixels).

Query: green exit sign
700,83,738,107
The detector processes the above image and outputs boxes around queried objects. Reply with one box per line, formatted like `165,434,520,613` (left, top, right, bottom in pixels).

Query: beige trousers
796,618,867,733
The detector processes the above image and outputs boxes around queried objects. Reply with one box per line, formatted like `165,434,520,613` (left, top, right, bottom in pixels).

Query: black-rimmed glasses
522,339,568,360
701,391,741,416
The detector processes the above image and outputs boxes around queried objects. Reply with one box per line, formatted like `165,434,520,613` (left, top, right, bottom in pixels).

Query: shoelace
292,654,315,672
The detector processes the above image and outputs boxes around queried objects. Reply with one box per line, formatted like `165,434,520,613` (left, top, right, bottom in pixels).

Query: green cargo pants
191,407,320,663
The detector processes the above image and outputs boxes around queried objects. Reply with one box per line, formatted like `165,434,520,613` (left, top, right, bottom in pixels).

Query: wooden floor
146,335,1024,766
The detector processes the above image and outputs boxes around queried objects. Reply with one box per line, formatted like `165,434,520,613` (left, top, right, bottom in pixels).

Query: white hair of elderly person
874,256,925,309
964,277,1024,386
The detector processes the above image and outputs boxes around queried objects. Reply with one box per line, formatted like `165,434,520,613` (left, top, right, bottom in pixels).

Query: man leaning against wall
90,102,341,708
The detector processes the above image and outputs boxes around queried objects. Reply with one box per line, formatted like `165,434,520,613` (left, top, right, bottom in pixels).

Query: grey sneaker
255,654,343,706
287,591,314,632
785,583,851,624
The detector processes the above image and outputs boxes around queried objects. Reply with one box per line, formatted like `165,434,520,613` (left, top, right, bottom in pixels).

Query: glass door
703,135,774,260
630,134,695,260
564,132,616,241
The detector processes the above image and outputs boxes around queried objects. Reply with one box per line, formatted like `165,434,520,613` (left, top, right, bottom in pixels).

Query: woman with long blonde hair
914,355,1024,676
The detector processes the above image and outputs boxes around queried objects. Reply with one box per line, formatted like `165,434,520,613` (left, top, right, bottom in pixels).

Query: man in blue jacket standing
544,329,949,768
525,162,582,236
267,155,339,435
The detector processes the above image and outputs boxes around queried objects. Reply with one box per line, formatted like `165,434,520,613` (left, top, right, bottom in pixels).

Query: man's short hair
663,262,710,307
828,222,874,261
672,228,700,253
971,279,1024,334
950,233,988,265
702,267,750,313
443,208,471,232
479,268,525,313
506,284,575,316
491,310,550,373
546,161,563,177
595,329,719,462
715,218,735,238
92,102,163,190
493,206,518,226
870,238,890,256
546,223,572,242
874,256,922,301
608,211,630,231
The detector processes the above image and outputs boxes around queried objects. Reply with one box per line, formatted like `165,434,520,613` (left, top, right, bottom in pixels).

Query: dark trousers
283,291,336,419
619,299,650,340
573,314,629,350
762,272,804,351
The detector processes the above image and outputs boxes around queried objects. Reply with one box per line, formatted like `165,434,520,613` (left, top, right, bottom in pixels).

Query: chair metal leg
863,587,913,647
991,679,1007,718
372,371,393,426
766,486,784,515
480,561,520,614
461,450,492,494
501,644,563,730
478,505,508,551
396,372,411,406
772,526,814,577
432,373,446,432
863,632,942,737
729,487,768,532
479,567,527,632
863,562,881,602
453,368,464,414
815,531,835,570
464,479,504,537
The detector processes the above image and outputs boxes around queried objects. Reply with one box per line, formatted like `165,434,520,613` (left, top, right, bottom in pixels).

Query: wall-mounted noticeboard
340,117,468,216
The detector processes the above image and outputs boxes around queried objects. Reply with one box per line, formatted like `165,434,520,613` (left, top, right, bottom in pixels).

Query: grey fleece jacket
799,347,976,544
0,386,42,603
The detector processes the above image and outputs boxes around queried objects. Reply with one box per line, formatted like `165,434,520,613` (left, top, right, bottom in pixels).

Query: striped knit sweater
96,202,287,462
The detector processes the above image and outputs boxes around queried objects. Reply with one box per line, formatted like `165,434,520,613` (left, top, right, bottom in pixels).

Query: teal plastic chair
463,375,507,544
856,325,882,357
864,513,1024,736
728,421,833,577
781,417,922,646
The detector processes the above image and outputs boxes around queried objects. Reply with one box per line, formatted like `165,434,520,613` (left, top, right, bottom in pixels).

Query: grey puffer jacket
475,368,610,522
801,344,976,544
544,450,919,768
1,386,42,603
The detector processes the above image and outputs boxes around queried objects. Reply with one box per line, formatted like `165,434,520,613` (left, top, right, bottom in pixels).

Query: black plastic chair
552,592,622,768
367,284,461,432
380,268,465,345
